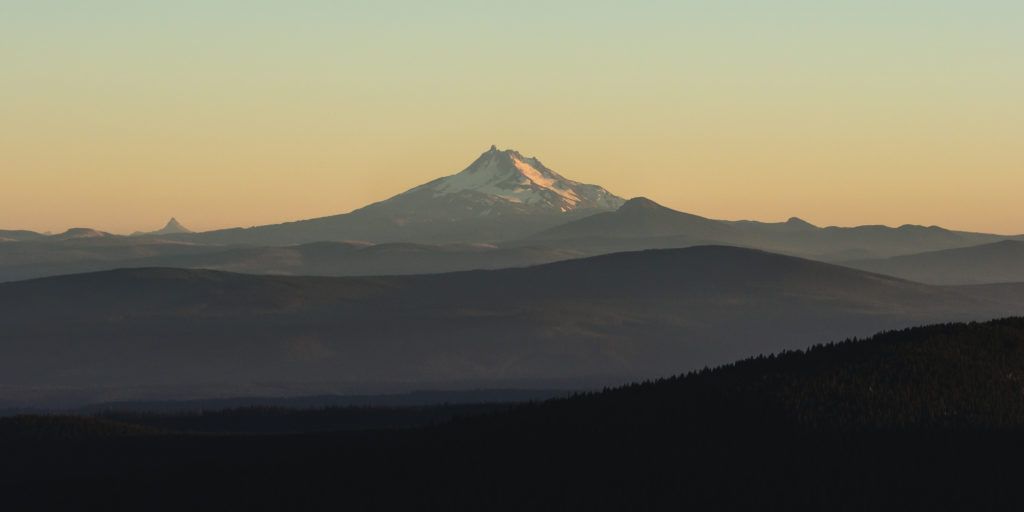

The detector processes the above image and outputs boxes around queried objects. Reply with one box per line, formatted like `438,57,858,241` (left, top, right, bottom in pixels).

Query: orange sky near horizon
2,1,1022,235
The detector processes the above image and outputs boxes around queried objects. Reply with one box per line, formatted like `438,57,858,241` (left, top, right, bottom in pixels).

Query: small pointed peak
489,144,497,151
148,217,192,235
785,217,816,229
620,197,664,210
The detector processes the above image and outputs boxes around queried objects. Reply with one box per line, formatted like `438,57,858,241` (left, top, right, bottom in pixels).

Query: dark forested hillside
496,318,1024,432
6,318,1024,510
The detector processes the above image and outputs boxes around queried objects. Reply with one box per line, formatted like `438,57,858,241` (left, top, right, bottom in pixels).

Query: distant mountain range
1,147,1021,284
50,227,113,240
132,217,192,237
846,240,1024,285
523,196,1019,260
0,238,583,282
3,245,1022,406
174,146,624,245
0,236,227,282
0,230,47,243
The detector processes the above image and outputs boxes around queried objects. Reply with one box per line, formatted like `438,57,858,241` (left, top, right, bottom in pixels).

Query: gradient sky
2,1,1022,234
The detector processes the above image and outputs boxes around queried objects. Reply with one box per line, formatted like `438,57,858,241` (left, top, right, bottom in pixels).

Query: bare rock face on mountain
390,145,624,216
183,147,624,245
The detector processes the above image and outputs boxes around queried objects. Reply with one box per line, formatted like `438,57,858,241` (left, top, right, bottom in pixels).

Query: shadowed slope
846,240,1024,285
529,197,737,242
0,239,582,283
2,246,1023,406
522,197,1019,260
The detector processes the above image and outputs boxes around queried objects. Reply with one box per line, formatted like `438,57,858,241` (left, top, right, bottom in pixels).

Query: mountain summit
133,217,192,237
184,147,624,244
155,217,192,235
402,146,624,215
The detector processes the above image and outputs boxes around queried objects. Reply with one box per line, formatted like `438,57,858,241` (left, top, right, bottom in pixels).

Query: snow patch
428,149,590,208
512,157,581,206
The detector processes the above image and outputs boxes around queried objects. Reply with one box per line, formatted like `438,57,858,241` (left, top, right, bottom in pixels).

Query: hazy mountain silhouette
0,229,46,243
2,245,1022,406
1,178,1021,283
126,241,583,277
179,146,624,245
50,227,113,240
0,238,583,283
0,236,228,282
845,240,1024,285
132,217,192,237
530,197,737,241
523,197,1020,260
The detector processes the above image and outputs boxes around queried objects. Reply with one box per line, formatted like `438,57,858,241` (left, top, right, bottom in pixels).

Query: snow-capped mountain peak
417,146,623,213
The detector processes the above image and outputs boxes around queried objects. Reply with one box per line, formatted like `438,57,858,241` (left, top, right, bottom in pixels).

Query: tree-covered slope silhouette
7,319,1024,510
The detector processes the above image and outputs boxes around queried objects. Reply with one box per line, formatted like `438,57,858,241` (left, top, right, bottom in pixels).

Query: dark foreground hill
6,319,1024,510
3,245,1024,406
